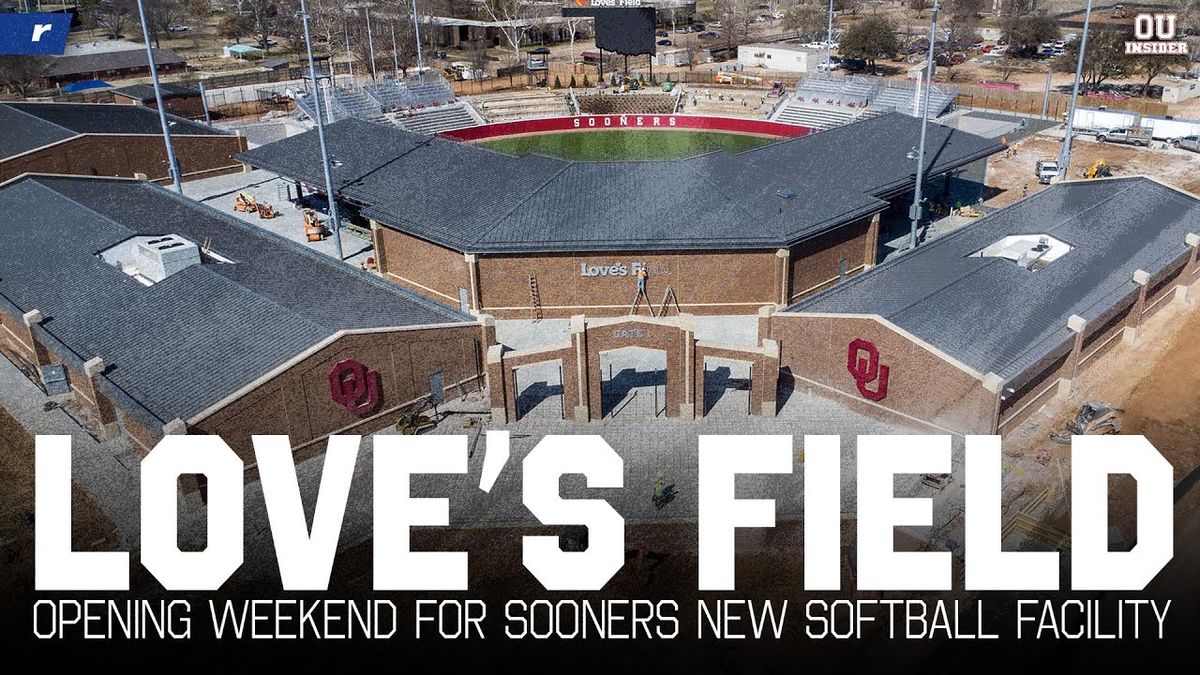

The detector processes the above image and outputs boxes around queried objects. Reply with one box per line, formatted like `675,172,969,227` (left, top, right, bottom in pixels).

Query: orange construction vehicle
303,208,324,241
256,202,279,219
234,191,257,213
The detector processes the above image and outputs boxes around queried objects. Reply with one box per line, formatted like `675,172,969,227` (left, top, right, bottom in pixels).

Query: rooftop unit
100,234,202,285
969,234,1073,271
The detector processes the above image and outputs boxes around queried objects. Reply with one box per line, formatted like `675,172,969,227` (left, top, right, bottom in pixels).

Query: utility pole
908,0,940,251
299,0,345,261
1058,0,1095,181
826,0,834,69
134,0,182,195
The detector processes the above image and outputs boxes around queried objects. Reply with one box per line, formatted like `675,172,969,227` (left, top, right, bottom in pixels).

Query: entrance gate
488,315,780,424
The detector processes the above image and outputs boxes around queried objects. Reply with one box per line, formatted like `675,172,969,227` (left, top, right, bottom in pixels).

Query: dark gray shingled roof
788,177,1200,385
45,46,186,78
0,104,77,160
236,114,1002,253
0,102,225,138
112,82,200,101
0,175,472,424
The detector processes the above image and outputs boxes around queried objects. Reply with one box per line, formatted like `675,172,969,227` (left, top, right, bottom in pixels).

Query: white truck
1069,106,1200,142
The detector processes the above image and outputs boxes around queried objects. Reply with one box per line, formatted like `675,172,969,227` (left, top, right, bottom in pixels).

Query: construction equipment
1050,401,1123,444
528,274,543,322
1083,159,1112,179
360,256,378,272
233,191,257,212
255,202,279,219
303,208,324,241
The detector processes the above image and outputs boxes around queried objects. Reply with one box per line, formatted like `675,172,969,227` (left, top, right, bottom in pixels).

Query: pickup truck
1095,127,1151,146
1035,160,1059,184
1173,135,1200,153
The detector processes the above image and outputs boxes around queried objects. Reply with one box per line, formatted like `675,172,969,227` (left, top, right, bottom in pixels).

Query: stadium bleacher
770,74,957,131
474,91,571,122
391,102,485,135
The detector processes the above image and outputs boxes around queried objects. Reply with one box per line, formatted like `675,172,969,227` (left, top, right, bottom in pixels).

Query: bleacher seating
474,91,571,122
678,87,773,118
390,103,484,135
294,74,458,124
771,100,865,130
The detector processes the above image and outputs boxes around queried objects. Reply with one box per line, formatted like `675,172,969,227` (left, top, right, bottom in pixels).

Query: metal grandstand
772,74,957,131
294,73,458,126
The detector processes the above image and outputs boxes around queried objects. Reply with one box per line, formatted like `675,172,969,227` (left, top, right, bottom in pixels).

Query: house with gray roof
766,177,1200,434
0,175,492,472
0,102,246,184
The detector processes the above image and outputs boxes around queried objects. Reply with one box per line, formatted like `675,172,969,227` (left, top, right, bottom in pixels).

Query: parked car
168,25,189,33
657,39,672,46
674,27,690,34
701,31,719,39
656,30,668,37
1096,127,1152,146
1173,135,1200,152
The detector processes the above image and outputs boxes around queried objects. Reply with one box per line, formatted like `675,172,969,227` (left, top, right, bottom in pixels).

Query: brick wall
788,216,875,301
0,133,247,184
376,227,472,309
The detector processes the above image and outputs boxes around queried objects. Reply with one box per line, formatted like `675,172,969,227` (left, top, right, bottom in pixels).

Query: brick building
237,114,1002,318
0,102,246,184
0,175,492,485
111,82,206,120
764,177,1200,435
37,40,187,89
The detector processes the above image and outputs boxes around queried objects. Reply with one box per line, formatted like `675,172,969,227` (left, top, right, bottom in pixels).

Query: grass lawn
478,130,778,160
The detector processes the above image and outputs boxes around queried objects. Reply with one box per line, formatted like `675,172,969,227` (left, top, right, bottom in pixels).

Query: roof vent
99,234,202,285
969,234,1072,271
776,187,796,199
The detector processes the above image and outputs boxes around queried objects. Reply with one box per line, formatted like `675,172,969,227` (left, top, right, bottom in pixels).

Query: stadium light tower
1058,0,1095,181
298,0,345,261
908,0,940,251
412,0,426,82
134,0,183,195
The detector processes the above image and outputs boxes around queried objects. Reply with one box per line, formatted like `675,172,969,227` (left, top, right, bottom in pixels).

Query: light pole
299,0,345,261
365,5,378,82
411,0,425,81
908,0,940,251
134,0,182,195
826,0,834,68
1058,0,1095,181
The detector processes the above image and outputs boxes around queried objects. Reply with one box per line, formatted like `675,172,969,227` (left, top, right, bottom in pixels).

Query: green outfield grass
478,130,779,161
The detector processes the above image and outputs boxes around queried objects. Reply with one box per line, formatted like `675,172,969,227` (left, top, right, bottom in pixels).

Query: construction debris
1050,401,1123,444
233,191,257,213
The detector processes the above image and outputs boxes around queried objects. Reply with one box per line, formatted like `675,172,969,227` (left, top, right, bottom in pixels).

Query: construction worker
636,267,648,294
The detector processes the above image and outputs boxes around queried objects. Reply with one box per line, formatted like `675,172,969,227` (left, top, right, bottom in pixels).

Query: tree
1003,13,1058,57
909,0,929,19
0,55,48,97
141,0,189,48
80,0,135,40
840,15,899,73
945,0,981,50
479,0,536,68
1059,29,1130,91
995,54,1022,82
244,0,281,53
784,2,828,41
714,0,759,53
1129,52,1190,96
218,12,254,45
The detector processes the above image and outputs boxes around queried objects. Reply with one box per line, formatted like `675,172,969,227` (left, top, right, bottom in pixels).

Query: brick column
20,310,50,378
757,304,774,344
759,338,780,417
570,316,591,422
161,418,205,506
82,357,120,438
486,345,509,424
1061,314,1087,397
465,253,482,313
775,248,790,306
1180,233,1200,302
678,314,696,419
1124,269,1150,343
864,213,881,268
982,372,1004,435
369,220,387,274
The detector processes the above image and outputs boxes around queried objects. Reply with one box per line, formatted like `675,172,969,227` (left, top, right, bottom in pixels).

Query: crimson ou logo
328,359,382,416
847,338,889,402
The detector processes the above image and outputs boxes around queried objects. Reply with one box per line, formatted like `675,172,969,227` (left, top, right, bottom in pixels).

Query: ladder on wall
629,287,653,316
657,286,680,317
528,274,543,322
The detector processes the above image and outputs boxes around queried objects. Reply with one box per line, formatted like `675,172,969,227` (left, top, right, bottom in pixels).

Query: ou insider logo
1134,13,1177,41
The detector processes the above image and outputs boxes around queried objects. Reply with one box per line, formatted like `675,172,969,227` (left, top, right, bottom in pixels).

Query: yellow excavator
1083,159,1112,179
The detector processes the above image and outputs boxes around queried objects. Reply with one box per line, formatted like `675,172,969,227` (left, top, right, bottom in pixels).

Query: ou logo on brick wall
328,359,382,416
847,338,890,402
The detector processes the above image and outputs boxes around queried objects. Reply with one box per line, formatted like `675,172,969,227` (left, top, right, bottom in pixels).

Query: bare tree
144,0,189,48
565,16,589,65
0,55,48,97
80,0,135,40
479,0,536,68
244,0,282,53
